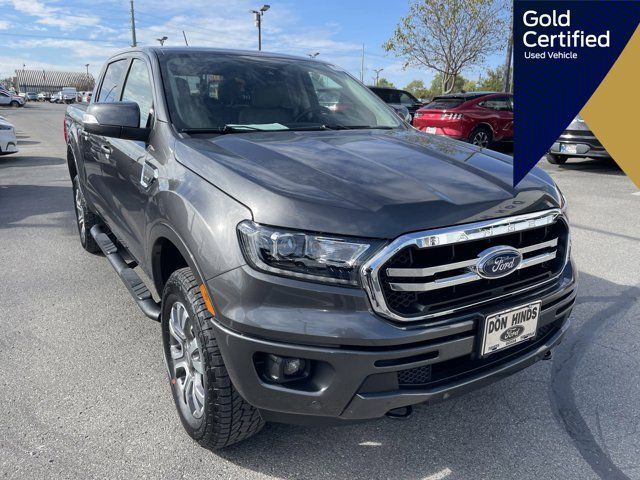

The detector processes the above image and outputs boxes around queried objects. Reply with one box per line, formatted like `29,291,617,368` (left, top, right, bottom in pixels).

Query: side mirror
83,102,150,142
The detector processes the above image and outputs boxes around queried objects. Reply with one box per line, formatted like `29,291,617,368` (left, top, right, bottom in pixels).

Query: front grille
364,210,569,322
398,365,432,385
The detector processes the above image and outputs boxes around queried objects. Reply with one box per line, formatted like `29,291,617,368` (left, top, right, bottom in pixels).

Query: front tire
162,268,264,449
10,101,19,108
72,176,100,253
546,153,568,165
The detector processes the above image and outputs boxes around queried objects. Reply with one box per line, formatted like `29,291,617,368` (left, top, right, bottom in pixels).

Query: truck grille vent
363,210,569,322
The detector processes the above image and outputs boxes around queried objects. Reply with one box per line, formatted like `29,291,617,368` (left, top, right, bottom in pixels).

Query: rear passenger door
477,95,513,141
102,57,157,263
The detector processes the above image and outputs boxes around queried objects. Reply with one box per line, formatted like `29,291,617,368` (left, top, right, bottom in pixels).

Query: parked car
50,92,62,103
37,92,51,101
546,114,611,165
17,92,28,102
61,87,77,104
413,92,513,148
80,91,93,103
0,116,18,155
26,92,39,102
369,86,423,120
65,47,574,449
0,91,24,107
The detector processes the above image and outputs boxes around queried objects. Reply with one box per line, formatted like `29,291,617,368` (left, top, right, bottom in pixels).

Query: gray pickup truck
65,47,576,449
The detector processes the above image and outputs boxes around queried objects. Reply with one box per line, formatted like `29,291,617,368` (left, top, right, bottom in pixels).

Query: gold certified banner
582,25,640,188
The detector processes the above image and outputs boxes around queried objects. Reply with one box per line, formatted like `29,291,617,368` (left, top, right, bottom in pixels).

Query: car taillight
414,112,424,119
441,113,463,120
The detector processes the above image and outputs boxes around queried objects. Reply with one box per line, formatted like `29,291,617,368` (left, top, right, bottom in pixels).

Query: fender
147,221,207,294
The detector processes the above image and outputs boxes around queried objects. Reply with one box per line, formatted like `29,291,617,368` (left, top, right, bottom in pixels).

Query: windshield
158,52,403,133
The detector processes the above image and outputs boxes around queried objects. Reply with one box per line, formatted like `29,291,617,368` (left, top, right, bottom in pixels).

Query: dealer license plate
425,127,437,134
481,301,541,356
560,143,578,154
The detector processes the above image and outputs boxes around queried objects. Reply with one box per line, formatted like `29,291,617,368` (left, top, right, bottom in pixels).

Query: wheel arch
149,223,207,295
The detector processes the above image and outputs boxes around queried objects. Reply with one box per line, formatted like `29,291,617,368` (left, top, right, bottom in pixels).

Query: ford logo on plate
500,325,525,341
476,246,522,279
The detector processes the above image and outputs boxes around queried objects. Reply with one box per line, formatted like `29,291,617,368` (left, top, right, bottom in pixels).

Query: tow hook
386,405,413,419
543,350,553,360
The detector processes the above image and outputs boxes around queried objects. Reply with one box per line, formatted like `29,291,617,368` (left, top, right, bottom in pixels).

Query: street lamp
85,64,89,75
374,68,384,86
249,5,270,51
157,36,168,46
307,52,320,59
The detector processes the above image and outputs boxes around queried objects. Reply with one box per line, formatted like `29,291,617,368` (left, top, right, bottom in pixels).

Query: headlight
557,184,568,215
237,221,381,286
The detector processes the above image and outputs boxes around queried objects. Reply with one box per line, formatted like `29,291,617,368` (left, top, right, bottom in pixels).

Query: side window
399,92,415,105
479,96,511,111
121,59,153,128
97,59,127,103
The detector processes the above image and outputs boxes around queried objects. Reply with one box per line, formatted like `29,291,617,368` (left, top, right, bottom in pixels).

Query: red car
413,92,513,147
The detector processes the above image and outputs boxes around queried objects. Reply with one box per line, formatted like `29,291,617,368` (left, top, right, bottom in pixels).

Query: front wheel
10,101,19,108
162,268,264,449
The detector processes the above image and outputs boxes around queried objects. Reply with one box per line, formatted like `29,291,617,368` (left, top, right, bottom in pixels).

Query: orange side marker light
199,284,216,317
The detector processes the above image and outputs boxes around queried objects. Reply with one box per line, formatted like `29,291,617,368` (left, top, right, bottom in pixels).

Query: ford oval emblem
500,325,525,341
476,246,522,279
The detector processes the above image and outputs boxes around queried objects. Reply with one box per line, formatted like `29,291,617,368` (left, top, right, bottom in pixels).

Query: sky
0,0,506,89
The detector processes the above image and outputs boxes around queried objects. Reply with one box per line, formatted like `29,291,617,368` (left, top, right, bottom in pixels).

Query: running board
90,225,161,321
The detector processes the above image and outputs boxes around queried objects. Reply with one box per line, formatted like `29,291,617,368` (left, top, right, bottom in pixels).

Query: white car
0,91,24,107
0,116,18,155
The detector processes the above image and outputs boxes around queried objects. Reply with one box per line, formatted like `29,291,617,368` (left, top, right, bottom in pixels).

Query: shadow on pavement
215,272,639,480
0,184,72,228
0,156,65,168
551,157,624,176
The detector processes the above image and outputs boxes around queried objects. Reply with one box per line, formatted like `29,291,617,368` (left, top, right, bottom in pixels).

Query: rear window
424,98,465,110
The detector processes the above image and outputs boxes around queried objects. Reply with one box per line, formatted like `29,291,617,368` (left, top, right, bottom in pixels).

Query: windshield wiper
321,125,396,131
181,124,291,135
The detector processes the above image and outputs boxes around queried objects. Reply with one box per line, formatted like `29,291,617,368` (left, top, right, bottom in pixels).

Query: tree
404,79,430,99
383,0,509,94
477,65,511,91
376,78,395,88
426,73,467,98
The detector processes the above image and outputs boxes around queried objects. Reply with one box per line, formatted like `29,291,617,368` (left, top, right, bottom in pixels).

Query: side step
90,225,161,321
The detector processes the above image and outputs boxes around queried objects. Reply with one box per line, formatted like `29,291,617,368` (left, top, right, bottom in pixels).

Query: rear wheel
468,126,493,148
546,154,568,165
72,176,100,253
162,268,264,449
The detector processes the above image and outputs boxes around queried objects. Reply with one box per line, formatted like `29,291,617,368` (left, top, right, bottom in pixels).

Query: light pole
374,68,384,86
157,36,168,46
249,5,270,51
307,52,320,59
85,64,89,75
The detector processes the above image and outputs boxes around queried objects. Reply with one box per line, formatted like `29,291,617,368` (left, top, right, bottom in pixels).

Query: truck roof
108,46,322,63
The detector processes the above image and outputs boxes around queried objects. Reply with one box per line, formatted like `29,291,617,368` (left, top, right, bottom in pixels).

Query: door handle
140,161,158,188
100,144,112,154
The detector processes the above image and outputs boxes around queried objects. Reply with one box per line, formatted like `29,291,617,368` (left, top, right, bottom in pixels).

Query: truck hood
175,129,560,239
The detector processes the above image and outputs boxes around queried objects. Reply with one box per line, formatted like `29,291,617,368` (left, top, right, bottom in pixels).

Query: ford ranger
64,47,576,449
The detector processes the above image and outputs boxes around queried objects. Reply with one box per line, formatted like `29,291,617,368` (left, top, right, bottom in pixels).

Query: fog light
266,354,309,383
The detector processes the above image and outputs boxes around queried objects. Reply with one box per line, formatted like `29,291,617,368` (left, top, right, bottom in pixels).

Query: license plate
425,127,437,134
560,143,578,154
481,301,541,356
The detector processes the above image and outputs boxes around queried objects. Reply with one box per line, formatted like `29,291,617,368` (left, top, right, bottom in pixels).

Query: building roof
14,69,95,91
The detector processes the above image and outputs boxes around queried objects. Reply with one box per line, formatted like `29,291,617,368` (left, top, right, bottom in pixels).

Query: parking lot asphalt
1,102,639,480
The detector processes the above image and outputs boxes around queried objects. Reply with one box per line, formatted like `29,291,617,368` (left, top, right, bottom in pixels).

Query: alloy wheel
75,187,85,238
168,302,206,419
472,131,489,148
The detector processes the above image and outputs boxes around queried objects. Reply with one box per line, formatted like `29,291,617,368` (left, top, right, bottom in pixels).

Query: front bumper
208,259,576,424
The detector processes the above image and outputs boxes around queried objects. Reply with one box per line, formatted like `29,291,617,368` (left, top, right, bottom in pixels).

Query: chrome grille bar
386,238,558,278
389,249,558,292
